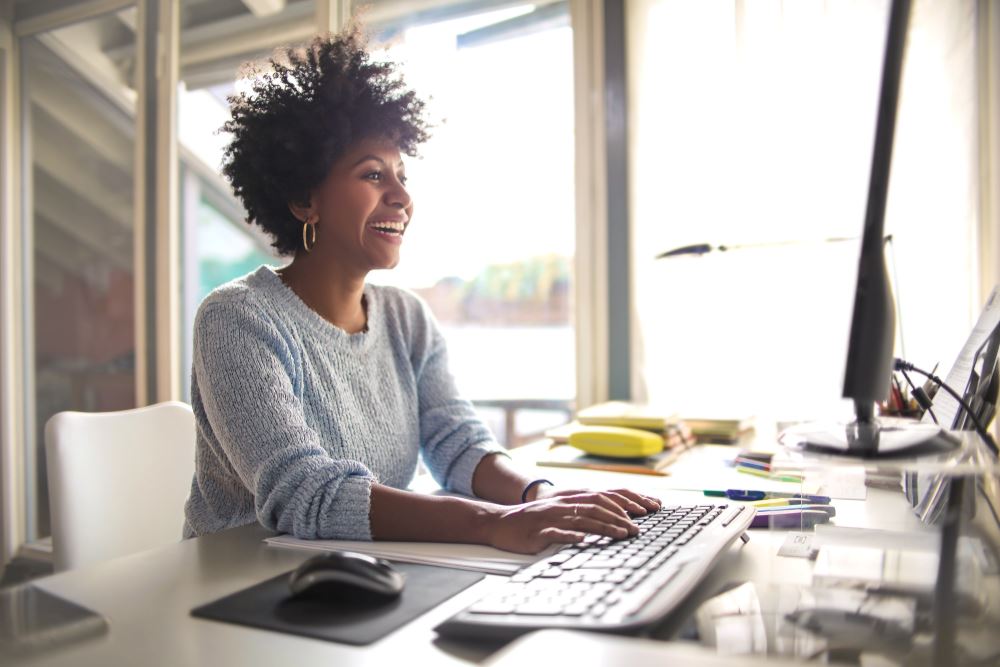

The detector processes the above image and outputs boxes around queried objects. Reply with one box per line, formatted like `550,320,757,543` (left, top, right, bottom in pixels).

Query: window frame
0,0,173,552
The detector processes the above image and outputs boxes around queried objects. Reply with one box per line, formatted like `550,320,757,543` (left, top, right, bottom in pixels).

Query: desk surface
5,445,992,667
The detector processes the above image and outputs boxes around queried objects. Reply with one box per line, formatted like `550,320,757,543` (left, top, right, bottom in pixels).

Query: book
536,439,691,476
682,416,755,444
265,535,550,575
576,401,678,431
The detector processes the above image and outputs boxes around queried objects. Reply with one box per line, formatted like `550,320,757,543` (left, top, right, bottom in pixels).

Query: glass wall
22,11,138,537
11,0,309,546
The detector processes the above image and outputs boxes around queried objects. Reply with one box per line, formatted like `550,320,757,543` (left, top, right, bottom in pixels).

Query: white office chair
44,401,196,572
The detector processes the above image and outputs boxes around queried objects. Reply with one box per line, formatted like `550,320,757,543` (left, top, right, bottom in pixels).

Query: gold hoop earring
302,219,317,252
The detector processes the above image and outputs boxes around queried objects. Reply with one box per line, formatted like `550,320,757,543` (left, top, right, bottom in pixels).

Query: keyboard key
546,552,574,565
581,558,625,569
468,601,515,615
556,570,585,583
562,603,590,616
561,553,593,570
514,602,564,615
589,603,609,618
720,505,746,526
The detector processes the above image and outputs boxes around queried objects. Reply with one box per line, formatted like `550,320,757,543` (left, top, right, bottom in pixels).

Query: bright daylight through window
629,0,981,423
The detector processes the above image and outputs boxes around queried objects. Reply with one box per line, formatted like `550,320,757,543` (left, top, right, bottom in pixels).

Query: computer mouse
288,551,405,600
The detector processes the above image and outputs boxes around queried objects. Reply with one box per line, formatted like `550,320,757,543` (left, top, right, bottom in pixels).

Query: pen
704,489,765,500
736,451,773,463
751,498,829,508
750,509,831,529
757,504,836,517
733,458,770,471
736,460,806,475
751,491,830,503
736,467,804,483
702,489,832,503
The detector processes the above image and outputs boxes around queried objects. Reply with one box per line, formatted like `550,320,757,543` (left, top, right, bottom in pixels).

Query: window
629,0,982,422
176,3,305,399
179,167,277,397
363,2,577,445
21,12,138,538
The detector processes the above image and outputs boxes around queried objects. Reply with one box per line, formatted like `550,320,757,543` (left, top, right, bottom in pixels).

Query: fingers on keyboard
601,491,648,516
614,489,662,513
592,493,637,519
569,515,632,539
582,504,639,534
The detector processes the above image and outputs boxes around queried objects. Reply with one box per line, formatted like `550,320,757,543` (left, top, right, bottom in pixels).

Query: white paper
264,535,553,575
924,285,1000,429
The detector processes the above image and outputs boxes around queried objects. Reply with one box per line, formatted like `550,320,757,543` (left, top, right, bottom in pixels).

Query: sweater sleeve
193,299,376,540
411,300,508,496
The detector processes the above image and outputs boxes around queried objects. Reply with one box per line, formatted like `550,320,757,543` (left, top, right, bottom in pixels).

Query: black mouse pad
190,562,483,646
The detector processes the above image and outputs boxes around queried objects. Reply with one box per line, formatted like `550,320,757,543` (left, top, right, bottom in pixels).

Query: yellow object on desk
750,498,823,508
536,442,683,476
568,425,665,458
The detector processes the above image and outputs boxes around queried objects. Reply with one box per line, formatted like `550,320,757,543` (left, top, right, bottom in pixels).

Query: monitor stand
788,401,960,458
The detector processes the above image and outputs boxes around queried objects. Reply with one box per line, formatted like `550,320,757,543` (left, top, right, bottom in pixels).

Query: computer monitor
804,0,954,457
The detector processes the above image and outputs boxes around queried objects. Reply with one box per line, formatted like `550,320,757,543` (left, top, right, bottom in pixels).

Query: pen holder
877,370,924,419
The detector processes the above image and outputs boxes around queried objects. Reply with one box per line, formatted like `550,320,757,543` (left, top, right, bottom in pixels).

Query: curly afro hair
221,26,431,256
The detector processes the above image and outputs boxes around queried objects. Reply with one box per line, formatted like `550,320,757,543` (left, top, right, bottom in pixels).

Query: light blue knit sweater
183,265,505,540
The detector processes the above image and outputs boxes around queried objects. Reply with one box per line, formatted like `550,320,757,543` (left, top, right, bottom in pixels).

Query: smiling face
296,136,413,276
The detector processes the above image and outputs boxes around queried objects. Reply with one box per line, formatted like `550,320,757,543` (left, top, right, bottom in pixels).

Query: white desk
5,445,994,666
12,522,505,667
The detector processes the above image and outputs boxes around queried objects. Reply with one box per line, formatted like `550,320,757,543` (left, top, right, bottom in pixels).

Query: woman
183,26,660,554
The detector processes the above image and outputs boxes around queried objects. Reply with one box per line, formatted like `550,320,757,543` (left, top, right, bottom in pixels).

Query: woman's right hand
485,492,642,554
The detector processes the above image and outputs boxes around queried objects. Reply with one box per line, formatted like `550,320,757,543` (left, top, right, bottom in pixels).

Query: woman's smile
366,218,408,244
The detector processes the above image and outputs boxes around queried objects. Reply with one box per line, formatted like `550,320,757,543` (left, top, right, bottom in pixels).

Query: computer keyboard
435,503,755,640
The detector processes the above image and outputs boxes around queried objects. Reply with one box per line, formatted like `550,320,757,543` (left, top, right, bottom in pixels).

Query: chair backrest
44,401,196,572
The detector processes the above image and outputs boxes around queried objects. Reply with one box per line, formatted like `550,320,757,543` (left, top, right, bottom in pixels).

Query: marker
702,489,832,503
704,489,765,501
751,498,829,508
736,467,804,483
750,509,831,529
733,458,770,471
757,504,836,517
736,451,773,463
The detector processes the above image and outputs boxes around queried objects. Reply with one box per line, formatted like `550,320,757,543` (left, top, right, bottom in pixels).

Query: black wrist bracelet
520,478,554,504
